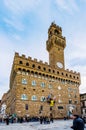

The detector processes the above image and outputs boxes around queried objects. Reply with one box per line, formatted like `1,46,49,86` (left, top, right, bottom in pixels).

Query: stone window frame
43,67,46,71
22,78,27,85
68,94,72,98
68,87,72,92
74,100,78,104
69,99,72,104
26,62,29,66
31,95,37,101
40,96,46,102
19,60,23,64
32,64,35,68
40,82,45,88
32,80,36,86
48,84,53,89
58,106,64,109
38,66,41,69
25,104,28,110
21,94,28,100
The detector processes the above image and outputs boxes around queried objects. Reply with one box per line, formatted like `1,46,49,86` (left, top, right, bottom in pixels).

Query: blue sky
0,0,86,99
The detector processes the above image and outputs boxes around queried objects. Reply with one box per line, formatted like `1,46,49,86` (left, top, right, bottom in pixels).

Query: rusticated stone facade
5,22,81,118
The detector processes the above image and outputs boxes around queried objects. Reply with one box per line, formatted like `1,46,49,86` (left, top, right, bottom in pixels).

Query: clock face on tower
56,62,63,68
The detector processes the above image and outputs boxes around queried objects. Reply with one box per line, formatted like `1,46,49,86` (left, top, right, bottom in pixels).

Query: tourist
70,114,84,130
5,116,9,125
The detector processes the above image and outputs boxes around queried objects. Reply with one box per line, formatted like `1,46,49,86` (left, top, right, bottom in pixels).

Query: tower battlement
49,22,62,31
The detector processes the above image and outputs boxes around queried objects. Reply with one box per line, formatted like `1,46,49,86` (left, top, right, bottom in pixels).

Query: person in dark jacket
71,114,84,130
5,116,9,125
39,116,43,124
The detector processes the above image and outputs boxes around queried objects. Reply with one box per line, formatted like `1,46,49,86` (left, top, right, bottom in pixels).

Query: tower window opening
38,66,41,69
54,29,59,35
77,77,79,79
62,72,64,75
73,76,75,79
26,62,29,66
70,75,72,78
69,99,72,104
18,68,21,71
19,61,23,64
32,64,35,68
48,69,51,72
57,71,59,74
66,74,68,77
53,70,55,73
43,67,46,71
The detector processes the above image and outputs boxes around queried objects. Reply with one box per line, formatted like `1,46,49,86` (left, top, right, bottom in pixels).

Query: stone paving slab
0,120,86,130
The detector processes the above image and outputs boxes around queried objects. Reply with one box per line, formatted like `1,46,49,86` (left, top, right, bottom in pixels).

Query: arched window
40,82,45,88
22,79,27,85
38,66,41,69
48,69,51,72
48,84,52,89
69,99,72,104
26,62,29,66
32,64,35,68
40,96,46,102
21,94,28,100
31,95,37,101
19,61,23,64
54,29,59,35
32,80,36,86
43,67,46,71
68,87,72,92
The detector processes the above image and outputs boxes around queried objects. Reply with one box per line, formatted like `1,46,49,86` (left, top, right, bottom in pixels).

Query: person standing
71,114,84,130
5,116,9,125
50,113,53,123
39,116,43,124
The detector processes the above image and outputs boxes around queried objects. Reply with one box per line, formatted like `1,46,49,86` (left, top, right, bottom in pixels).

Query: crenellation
74,71,76,73
28,56,32,60
66,69,69,71
39,60,43,63
78,72,80,75
45,62,48,65
15,52,19,56
22,54,26,58
34,58,37,62
65,69,80,76
70,70,73,72
50,22,62,31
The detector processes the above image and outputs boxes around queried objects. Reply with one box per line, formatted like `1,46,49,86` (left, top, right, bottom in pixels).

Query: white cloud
80,76,86,93
3,17,24,31
0,33,14,74
4,0,41,15
55,0,79,13
0,33,14,99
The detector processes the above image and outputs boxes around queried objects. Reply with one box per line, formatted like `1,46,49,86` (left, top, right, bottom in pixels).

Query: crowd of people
0,113,86,130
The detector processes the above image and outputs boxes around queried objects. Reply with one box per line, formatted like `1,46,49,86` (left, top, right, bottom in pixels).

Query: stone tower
46,22,66,69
